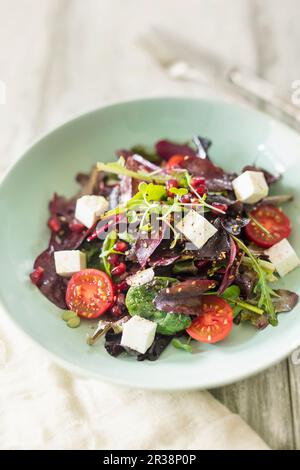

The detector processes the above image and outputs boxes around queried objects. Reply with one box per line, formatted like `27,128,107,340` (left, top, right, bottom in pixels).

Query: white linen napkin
0,303,268,450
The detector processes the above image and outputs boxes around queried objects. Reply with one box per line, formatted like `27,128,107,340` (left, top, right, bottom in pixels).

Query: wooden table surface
1,0,299,449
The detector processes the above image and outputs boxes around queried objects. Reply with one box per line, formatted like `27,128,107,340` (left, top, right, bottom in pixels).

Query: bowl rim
1,95,299,390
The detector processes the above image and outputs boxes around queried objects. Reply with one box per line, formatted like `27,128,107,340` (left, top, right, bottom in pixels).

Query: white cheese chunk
121,315,157,354
126,268,155,287
176,209,217,249
264,238,300,277
232,170,269,204
75,195,109,228
54,250,86,277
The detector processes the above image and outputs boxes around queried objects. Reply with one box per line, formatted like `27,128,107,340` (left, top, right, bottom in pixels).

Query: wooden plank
211,361,295,449
288,357,300,449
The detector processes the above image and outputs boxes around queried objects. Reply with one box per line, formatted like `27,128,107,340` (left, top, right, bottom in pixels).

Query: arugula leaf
217,285,264,316
232,236,278,325
171,338,193,353
222,285,240,300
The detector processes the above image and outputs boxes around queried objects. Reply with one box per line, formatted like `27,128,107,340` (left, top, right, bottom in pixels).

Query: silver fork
139,27,300,130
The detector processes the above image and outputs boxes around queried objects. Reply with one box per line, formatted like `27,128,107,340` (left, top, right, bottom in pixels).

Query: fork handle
227,67,300,127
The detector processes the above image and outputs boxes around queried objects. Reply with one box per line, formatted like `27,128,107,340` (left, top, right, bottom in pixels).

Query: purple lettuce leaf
174,155,234,191
137,334,174,361
218,238,237,294
33,246,68,309
153,279,217,315
149,255,180,267
157,278,217,297
153,295,205,316
273,289,299,313
104,331,125,357
135,222,167,267
148,240,182,267
221,216,250,236
32,193,92,309
235,311,269,330
131,154,161,172
155,140,197,160
235,266,258,299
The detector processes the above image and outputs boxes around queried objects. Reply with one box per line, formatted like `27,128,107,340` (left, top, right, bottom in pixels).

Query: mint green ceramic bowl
1,97,300,390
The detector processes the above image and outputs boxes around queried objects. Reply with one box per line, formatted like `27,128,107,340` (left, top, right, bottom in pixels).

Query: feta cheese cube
176,209,217,249
232,170,269,204
75,195,109,228
264,238,300,277
121,316,157,354
54,250,86,277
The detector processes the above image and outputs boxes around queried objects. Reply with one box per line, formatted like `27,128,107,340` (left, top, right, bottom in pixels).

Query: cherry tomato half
245,205,291,248
186,296,233,343
66,269,114,319
166,154,185,170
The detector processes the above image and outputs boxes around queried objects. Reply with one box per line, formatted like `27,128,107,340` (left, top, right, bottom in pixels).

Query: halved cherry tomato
66,269,114,319
167,154,185,170
245,205,291,248
186,296,233,343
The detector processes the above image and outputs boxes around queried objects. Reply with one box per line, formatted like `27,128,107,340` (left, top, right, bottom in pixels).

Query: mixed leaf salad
30,136,300,361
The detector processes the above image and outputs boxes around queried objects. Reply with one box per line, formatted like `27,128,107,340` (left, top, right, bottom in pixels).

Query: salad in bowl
30,135,299,361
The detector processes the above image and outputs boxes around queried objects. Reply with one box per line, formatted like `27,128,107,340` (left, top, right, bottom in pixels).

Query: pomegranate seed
107,253,120,266
180,193,191,204
115,280,128,292
69,220,85,232
191,177,206,187
111,262,126,277
212,203,228,215
111,305,122,317
114,241,128,252
30,266,44,286
195,184,207,196
48,216,61,233
166,179,178,197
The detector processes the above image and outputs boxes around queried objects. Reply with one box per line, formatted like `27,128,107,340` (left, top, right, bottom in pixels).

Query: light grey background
0,0,299,449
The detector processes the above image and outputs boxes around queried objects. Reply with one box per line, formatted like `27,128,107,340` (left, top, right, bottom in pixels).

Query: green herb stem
227,297,264,315
232,235,277,325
